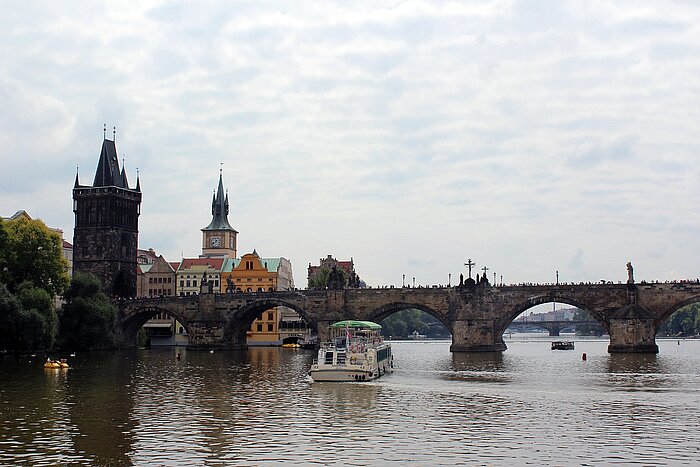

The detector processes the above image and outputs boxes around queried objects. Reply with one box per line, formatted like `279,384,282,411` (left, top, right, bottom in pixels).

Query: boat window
324,352,334,364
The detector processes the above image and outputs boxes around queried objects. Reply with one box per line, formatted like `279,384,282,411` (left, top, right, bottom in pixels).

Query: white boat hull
309,321,393,382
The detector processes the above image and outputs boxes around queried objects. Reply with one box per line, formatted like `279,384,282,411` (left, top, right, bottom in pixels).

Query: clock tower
201,169,238,259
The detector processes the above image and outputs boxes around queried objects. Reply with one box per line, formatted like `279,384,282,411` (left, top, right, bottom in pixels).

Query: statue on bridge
327,266,344,290
627,262,634,285
225,275,235,294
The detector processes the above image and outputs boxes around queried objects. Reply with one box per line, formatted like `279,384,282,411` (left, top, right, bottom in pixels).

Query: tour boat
309,320,393,382
551,341,575,350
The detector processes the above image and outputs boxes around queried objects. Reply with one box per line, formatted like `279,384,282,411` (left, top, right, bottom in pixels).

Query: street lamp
402,274,405,288
448,273,451,287
412,277,415,288
556,270,559,285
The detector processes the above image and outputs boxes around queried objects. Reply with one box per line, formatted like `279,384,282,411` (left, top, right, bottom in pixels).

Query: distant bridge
118,282,700,353
508,320,605,336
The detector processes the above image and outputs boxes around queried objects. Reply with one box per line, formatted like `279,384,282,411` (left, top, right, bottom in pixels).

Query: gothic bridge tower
72,132,142,298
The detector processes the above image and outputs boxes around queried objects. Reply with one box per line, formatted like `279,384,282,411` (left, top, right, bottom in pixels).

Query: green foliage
658,303,700,337
59,272,118,350
380,309,450,338
0,282,56,351
308,268,347,289
1,217,69,296
572,309,604,336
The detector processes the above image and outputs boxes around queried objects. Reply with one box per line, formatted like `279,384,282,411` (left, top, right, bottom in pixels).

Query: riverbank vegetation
0,217,68,352
0,217,117,352
657,303,700,337
380,309,450,339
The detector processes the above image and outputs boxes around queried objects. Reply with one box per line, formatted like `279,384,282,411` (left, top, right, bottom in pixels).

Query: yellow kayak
44,360,69,369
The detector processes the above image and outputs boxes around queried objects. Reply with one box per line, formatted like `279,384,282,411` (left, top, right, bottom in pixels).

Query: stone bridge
117,281,700,353
508,320,604,336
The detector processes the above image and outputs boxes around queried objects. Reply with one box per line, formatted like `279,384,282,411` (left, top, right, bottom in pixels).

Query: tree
658,303,700,337
2,216,69,296
308,267,347,289
59,272,118,350
0,282,56,351
380,309,449,338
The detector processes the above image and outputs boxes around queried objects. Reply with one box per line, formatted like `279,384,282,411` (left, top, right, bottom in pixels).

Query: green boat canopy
330,320,382,330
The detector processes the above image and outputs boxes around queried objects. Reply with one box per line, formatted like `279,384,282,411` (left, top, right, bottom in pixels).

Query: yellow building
221,251,294,346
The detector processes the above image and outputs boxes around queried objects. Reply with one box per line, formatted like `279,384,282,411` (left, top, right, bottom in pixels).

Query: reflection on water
2,337,700,465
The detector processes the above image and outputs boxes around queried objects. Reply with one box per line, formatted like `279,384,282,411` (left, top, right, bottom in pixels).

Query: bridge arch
656,295,700,328
224,298,315,347
121,305,195,346
371,302,450,331
500,295,608,336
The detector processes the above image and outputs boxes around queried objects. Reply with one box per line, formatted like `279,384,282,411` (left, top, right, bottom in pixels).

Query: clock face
210,236,221,247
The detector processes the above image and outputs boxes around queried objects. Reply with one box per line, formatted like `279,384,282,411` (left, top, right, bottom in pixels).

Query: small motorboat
551,341,575,350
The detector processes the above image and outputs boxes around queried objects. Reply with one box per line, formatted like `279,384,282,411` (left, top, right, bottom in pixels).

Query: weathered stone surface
117,282,700,353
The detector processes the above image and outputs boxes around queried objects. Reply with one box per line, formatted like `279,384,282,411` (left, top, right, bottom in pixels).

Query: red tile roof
178,258,225,271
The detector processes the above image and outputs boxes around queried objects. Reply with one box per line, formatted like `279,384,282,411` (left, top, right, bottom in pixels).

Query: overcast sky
2,1,699,288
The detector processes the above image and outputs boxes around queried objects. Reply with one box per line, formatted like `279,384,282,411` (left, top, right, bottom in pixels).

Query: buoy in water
582,353,587,361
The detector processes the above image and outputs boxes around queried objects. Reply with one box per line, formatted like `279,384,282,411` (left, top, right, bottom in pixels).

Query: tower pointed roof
202,171,237,232
120,160,129,188
93,138,126,188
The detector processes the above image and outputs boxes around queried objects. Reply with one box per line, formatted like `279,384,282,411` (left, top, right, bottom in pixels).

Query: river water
2,335,700,466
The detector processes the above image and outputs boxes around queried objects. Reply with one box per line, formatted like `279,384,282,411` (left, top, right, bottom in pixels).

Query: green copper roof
221,257,280,273
330,320,382,330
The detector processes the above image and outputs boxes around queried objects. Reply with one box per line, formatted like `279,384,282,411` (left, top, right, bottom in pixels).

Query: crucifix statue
465,259,476,279
481,265,489,275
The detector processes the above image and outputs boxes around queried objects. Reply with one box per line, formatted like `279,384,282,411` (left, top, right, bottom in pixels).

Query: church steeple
201,169,238,259
202,169,236,232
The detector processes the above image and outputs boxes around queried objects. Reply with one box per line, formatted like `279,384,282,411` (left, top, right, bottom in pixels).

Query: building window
149,277,153,284
267,312,273,321
257,324,263,332
193,280,197,287
267,324,273,332
180,280,184,287
186,280,190,287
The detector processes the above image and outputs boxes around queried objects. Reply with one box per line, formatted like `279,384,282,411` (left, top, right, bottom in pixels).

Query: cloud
2,0,700,286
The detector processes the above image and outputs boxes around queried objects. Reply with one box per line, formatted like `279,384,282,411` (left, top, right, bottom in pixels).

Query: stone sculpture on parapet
327,266,344,290
226,275,235,294
626,262,634,284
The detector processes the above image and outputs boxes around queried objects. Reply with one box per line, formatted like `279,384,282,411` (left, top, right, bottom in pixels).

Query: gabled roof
169,262,181,271
2,210,32,222
226,253,282,273
178,257,225,271
148,256,176,273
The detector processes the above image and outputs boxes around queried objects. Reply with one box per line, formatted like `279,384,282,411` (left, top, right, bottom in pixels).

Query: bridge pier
450,319,507,352
607,318,658,353
606,303,659,353
548,325,561,337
